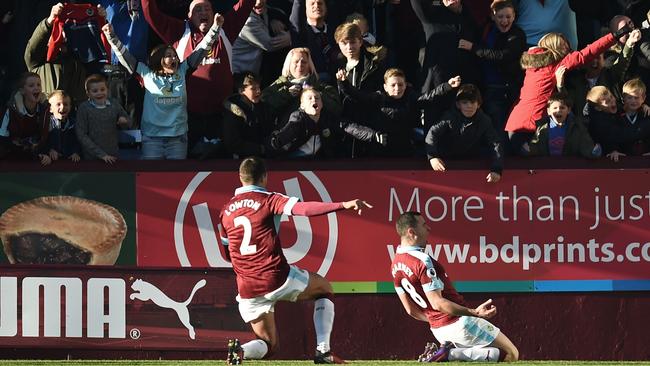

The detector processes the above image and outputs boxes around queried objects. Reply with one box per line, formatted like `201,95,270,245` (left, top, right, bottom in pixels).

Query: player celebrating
219,156,371,364
391,211,519,362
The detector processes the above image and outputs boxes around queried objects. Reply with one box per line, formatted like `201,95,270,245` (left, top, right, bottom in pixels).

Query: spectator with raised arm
24,3,107,105
410,0,480,131
289,0,337,83
141,0,254,153
231,0,292,84
504,22,630,154
103,13,224,160
337,68,460,158
561,29,641,116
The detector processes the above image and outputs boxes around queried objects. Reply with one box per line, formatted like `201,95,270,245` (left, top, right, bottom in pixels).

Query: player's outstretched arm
342,199,373,215
292,199,372,216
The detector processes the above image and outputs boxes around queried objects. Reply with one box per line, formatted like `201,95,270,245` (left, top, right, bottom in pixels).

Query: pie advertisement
0,173,136,265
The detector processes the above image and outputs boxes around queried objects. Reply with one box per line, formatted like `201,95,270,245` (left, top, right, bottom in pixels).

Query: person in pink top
141,0,254,153
504,22,633,154
219,156,371,364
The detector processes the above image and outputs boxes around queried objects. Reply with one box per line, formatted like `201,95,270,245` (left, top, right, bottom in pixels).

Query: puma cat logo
130,279,207,339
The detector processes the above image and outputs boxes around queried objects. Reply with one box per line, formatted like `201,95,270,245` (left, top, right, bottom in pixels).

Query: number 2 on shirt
234,216,257,255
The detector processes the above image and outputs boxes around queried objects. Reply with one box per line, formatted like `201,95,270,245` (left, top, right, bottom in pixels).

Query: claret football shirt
220,185,299,298
391,245,466,328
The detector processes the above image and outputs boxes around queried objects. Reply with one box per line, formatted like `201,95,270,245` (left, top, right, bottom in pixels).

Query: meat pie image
0,196,127,265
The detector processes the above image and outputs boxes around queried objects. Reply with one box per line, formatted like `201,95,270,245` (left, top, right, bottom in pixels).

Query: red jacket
504,33,616,133
141,0,254,115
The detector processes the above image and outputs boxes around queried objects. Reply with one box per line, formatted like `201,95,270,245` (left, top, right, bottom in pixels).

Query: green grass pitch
1,361,650,366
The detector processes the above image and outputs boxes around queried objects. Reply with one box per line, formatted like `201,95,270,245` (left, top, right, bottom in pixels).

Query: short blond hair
623,78,646,95
586,85,613,105
48,89,70,103
383,68,405,83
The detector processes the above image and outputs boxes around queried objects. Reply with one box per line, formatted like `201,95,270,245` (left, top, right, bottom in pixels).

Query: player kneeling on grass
391,212,519,362
219,156,372,364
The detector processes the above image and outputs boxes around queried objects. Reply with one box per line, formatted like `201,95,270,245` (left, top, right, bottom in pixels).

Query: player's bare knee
268,338,280,354
503,345,519,362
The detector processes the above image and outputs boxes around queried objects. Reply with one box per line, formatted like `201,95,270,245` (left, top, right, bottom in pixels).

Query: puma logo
130,279,207,339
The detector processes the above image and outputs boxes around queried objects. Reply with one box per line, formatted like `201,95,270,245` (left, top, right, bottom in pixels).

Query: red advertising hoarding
0,266,251,349
136,170,650,285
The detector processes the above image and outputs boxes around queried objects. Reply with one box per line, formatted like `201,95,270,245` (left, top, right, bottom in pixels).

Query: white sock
241,339,268,359
313,298,335,353
449,347,500,362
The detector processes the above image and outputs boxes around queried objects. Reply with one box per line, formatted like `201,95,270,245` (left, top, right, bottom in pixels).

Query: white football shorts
236,265,310,323
431,316,500,348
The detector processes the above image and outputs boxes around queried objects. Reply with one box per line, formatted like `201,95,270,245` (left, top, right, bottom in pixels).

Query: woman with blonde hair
262,47,341,127
504,22,634,154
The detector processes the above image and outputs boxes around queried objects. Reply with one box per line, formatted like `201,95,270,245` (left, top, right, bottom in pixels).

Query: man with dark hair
391,211,519,362
220,156,371,364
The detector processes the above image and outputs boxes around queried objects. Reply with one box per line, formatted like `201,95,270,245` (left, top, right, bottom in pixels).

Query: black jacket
425,108,503,173
267,109,342,158
222,94,275,158
473,23,526,97
339,82,454,157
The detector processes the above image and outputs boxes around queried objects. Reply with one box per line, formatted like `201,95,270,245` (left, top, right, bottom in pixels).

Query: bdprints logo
130,279,206,339
173,171,339,276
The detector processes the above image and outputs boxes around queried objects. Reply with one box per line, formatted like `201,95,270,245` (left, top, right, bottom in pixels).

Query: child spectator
223,72,275,158
38,90,81,166
335,23,385,94
345,12,376,46
338,68,460,158
505,25,631,153
523,92,601,159
584,85,647,162
618,78,650,156
76,74,130,164
0,72,47,160
458,0,526,135
335,22,386,145
266,87,341,158
102,14,224,160
262,47,341,127
426,84,503,183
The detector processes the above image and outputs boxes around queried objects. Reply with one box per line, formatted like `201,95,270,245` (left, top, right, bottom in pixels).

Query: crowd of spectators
1,0,649,178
